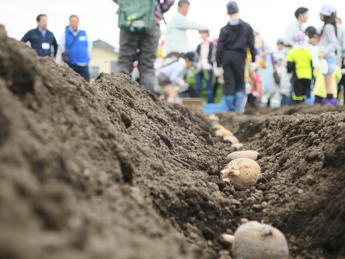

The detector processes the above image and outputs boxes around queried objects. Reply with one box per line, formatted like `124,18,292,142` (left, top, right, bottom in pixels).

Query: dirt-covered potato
221,158,261,187
232,221,289,259
216,129,234,137
224,135,239,144
231,143,243,150
208,114,219,121
227,151,260,161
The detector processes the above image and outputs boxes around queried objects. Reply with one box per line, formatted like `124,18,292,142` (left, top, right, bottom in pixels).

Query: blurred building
89,40,118,80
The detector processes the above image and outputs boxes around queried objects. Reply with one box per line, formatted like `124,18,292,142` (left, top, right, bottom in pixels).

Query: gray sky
1,0,345,53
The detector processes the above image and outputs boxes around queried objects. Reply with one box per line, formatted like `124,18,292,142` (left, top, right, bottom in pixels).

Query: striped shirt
113,0,175,23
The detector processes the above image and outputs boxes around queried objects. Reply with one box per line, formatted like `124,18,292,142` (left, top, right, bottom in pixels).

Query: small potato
224,135,239,144
221,158,261,188
216,129,233,137
231,143,243,150
232,221,289,259
227,151,260,161
208,114,220,121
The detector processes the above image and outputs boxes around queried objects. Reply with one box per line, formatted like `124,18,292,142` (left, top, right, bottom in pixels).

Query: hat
277,38,284,44
227,1,239,14
292,31,306,46
183,52,195,61
305,26,318,37
320,4,336,16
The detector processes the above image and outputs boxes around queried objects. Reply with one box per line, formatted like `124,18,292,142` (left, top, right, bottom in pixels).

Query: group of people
21,1,345,113
21,14,92,82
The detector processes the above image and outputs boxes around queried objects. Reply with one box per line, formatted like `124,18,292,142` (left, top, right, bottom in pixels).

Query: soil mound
1,22,345,259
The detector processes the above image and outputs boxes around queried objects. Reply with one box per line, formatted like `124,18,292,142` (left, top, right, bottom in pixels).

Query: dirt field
1,24,345,259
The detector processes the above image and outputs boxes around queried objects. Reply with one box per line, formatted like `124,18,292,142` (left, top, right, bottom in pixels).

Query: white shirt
165,12,205,54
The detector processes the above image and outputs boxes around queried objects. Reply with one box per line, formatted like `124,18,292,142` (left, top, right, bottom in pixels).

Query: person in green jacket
287,31,313,104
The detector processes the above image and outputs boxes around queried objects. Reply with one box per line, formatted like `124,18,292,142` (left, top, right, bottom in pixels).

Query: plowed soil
1,24,345,259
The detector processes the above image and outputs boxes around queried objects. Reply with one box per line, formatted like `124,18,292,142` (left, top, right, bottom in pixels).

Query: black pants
247,93,257,109
222,58,245,96
70,65,90,83
293,78,310,101
314,95,323,105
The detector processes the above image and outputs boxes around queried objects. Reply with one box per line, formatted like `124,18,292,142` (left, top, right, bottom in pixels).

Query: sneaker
322,98,337,106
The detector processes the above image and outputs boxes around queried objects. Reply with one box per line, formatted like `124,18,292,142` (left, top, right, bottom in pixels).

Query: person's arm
52,34,58,57
216,28,226,66
320,24,339,57
86,32,93,56
247,26,256,62
161,0,175,13
21,30,31,43
286,50,295,73
59,32,66,53
173,15,205,31
284,23,295,47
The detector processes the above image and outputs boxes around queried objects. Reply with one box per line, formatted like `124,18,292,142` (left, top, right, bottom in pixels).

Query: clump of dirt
220,108,345,258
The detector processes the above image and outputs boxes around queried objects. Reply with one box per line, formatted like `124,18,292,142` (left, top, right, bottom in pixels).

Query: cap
292,31,306,46
305,26,318,37
277,38,284,44
320,4,336,16
227,1,239,15
183,52,195,61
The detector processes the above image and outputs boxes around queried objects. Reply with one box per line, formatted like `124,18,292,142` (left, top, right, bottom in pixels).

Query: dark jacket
21,27,58,57
196,42,217,66
216,20,256,65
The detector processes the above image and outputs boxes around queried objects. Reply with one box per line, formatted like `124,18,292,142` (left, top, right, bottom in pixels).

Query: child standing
267,38,286,107
287,31,313,104
318,4,339,106
313,65,341,104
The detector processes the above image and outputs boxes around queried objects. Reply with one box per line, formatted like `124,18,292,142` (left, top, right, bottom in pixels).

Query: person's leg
213,77,220,103
195,71,203,97
78,65,90,83
137,22,161,92
117,29,140,77
164,85,179,102
323,56,337,106
222,59,236,111
205,70,214,103
232,59,246,114
293,78,305,105
314,95,323,105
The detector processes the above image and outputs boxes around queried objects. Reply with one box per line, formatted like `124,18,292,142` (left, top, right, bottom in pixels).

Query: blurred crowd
20,0,345,113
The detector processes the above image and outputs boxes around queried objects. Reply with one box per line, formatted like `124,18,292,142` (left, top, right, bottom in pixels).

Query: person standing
216,1,256,114
165,0,206,54
59,15,92,83
318,4,339,106
113,0,175,92
287,31,313,105
336,17,345,104
195,29,216,103
284,7,309,48
21,14,58,57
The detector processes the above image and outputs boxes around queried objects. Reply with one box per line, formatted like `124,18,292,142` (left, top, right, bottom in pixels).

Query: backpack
117,0,157,33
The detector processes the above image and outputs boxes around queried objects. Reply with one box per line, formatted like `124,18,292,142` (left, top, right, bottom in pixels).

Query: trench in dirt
0,24,345,259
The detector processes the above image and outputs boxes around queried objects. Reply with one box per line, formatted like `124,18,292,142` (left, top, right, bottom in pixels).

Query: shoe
322,98,337,106
225,95,235,112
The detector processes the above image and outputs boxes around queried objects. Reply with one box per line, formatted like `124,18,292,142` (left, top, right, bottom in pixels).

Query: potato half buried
224,135,239,144
208,114,219,121
227,150,260,161
232,221,289,259
221,158,261,187
215,129,234,137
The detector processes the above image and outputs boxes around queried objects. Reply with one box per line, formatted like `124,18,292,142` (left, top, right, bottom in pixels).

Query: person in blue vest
21,14,58,57
59,15,92,82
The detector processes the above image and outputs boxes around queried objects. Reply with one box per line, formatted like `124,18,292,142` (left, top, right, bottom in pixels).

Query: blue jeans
70,65,90,83
324,56,337,76
196,70,214,103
